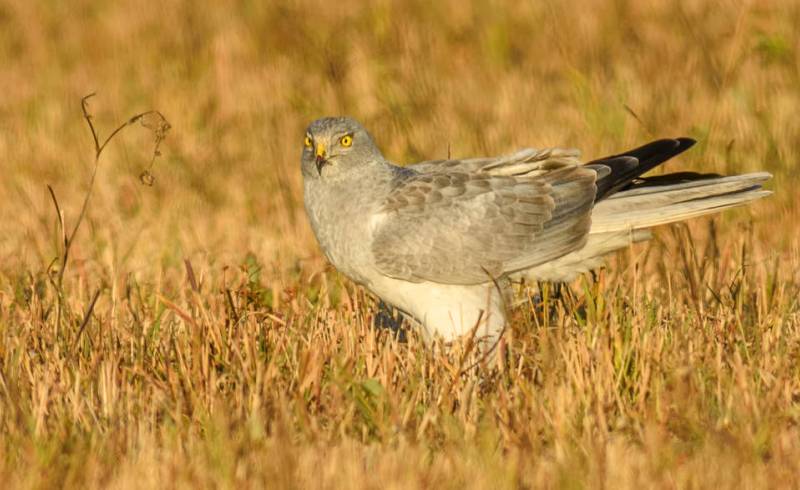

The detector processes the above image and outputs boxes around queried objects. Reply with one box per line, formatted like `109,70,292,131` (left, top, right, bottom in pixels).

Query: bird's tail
589,172,772,233
521,172,771,282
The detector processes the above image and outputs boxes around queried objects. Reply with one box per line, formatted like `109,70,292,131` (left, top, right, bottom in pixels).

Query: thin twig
184,259,199,293
225,289,241,325
81,93,101,156
72,288,102,351
52,93,170,287
46,185,67,252
623,104,655,138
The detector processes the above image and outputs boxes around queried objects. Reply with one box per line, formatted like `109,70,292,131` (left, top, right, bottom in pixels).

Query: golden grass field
1,0,799,488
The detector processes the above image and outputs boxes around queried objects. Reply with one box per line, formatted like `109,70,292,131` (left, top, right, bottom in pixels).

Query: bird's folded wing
371,150,597,285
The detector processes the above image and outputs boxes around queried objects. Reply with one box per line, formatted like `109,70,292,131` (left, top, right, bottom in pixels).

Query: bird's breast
303,180,381,286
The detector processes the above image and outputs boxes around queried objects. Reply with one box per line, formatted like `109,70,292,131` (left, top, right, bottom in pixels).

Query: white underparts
369,275,507,344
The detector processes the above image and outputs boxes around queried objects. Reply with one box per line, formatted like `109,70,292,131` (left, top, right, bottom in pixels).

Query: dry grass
1,0,799,488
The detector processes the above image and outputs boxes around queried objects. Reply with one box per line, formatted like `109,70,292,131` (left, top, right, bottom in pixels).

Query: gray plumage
301,117,772,344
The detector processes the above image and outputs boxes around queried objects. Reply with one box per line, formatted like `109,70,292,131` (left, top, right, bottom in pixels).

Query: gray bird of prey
301,117,771,345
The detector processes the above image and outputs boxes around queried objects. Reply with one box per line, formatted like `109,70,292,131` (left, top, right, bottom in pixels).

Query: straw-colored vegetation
0,0,798,488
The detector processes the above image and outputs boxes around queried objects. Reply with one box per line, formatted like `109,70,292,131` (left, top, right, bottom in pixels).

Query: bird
301,116,771,346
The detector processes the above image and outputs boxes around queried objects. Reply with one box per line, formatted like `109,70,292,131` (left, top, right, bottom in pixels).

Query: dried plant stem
45,92,170,336
48,93,170,287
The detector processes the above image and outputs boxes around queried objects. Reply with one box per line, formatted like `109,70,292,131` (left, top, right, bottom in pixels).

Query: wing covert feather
371,151,597,284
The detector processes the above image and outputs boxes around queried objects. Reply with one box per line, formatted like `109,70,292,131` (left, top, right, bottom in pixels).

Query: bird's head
301,117,383,179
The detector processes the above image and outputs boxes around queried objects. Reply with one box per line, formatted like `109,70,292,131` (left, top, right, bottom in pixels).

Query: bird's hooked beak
315,142,327,175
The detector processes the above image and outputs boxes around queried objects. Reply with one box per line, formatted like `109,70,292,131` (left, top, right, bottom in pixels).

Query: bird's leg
552,281,566,302
531,281,568,324
373,300,408,342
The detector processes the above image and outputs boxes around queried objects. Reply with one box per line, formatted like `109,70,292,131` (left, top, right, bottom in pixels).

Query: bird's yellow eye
304,135,312,148
340,134,353,147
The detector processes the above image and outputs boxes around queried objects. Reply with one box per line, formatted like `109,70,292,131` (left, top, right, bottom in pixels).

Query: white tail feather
519,172,772,282
590,172,771,233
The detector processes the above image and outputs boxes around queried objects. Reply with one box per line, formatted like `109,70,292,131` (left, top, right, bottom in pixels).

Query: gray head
301,117,384,179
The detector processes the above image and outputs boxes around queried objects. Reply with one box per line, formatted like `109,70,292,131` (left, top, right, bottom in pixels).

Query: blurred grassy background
0,0,798,488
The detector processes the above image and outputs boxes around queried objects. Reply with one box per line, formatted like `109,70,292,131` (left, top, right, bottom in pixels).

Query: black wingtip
589,136,699,201
676,137,696,151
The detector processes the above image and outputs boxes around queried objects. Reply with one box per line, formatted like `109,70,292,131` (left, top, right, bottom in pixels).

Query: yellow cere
340,134,353,147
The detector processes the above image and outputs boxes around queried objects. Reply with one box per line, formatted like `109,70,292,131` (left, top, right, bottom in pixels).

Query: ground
0,1,799,488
